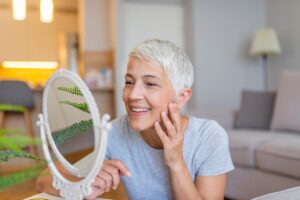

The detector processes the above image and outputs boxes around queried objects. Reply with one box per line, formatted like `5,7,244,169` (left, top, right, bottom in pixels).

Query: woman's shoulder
188,115,224,131
110,114,127,126
187,116,227,140
108,114,129,136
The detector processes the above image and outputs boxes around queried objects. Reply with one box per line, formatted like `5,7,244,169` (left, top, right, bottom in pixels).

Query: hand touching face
154,102,187,171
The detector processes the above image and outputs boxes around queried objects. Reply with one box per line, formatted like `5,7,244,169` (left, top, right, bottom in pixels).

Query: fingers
94,160,131,192
106,160,131,177
161,111,176,138
85,186,105,200
92,170,113,193
158,102,181,137
102,164,120,190
85,160,130,199
93,175,106,190
154,121,169,144
168,103,181,133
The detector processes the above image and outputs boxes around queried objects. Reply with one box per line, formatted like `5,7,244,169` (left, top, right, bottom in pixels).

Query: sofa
188,71,300,200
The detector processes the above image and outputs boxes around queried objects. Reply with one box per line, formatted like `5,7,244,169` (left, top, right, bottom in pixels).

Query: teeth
131,108,150,112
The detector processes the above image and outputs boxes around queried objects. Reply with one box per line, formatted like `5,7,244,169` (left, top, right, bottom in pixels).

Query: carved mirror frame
37,69,110,200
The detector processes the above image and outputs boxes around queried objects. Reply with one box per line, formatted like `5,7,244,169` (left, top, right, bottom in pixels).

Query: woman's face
122,57,176,132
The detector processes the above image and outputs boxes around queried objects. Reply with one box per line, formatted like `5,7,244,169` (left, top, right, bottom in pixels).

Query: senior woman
37,39,234,200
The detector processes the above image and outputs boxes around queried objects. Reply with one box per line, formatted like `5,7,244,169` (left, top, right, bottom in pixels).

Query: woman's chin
129,122,153,132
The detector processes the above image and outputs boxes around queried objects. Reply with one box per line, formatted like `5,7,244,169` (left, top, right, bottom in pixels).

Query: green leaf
53,119,93,145
0,165,45,191
0,104,26,112
0,135,41,151
59,100,90,113
0,149,45,163
57,86,83,96
0,129,24,136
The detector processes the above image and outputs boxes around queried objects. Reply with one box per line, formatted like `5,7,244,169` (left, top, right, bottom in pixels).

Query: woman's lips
129,106,151,116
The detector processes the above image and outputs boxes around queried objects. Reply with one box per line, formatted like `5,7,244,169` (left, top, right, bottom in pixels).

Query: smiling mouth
130,108,151,113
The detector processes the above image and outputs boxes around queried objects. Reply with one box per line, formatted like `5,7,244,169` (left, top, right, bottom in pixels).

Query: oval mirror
38,69,110,200
46,76,94,177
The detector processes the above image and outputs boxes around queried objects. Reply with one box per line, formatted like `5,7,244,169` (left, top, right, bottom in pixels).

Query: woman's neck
140,127,164,149
140,115,189,149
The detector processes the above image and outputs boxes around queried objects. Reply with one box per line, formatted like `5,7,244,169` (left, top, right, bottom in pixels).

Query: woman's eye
146,82,158,87
125,81,134,85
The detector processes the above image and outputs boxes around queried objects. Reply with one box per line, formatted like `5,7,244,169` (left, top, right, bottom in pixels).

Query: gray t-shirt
105,115,234,200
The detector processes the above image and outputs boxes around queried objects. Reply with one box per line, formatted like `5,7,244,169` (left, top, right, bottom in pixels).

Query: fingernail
127,171,132,177
162,111,166,116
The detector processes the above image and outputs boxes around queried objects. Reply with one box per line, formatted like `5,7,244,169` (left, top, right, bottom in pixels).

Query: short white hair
129,39,194,95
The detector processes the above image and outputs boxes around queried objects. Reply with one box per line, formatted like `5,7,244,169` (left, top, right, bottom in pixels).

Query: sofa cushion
227,129,272,167
235,90,276,130
271,71,300,132
256,132,300,179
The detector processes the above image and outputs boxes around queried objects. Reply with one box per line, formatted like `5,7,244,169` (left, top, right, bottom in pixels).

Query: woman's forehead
126,58,165,76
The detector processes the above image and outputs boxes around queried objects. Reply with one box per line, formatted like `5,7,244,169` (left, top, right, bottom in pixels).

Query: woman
37,39,234,200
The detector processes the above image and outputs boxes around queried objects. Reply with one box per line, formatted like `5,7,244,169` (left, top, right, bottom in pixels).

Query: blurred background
1,0,298,117
1,1,300,199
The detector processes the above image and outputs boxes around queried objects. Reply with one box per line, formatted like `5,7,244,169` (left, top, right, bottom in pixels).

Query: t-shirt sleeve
195,121,234,176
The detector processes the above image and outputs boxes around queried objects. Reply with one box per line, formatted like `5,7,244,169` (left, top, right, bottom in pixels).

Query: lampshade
250,28,281,56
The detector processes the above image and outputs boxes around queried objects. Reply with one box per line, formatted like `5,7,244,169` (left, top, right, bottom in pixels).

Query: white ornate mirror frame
37,69,110,200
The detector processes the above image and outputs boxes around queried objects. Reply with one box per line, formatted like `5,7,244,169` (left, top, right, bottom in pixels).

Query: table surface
1,178,129,200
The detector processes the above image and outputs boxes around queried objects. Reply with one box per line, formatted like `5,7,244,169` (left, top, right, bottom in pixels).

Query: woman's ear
173,88,192,108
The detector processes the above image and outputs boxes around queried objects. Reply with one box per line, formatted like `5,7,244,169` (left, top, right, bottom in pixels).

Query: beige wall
186,0,266,111
266,0,300,90
0,8,78,61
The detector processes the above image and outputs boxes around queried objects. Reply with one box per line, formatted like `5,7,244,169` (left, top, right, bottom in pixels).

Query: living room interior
1,0,300,199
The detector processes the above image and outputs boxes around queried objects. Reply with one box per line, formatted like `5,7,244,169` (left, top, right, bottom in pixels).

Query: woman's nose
128,84,144,100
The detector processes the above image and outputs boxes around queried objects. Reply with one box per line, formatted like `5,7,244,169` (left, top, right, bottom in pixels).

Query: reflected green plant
53,119,93,145
53,86,93,145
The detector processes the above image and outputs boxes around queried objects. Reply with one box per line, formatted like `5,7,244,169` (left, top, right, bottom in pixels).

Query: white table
252,186,300,200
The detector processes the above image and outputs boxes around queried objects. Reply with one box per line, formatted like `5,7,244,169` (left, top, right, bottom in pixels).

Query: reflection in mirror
46,77,94,179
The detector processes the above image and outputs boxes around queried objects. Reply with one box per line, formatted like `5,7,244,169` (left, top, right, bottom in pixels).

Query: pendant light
40,0,54,23
12,0,26,21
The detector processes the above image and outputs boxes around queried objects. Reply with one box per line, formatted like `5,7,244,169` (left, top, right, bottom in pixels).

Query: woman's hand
154,102,185,171
85,160,131,199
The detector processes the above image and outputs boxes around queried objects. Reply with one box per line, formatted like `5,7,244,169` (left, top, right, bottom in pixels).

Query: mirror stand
33,69,111,200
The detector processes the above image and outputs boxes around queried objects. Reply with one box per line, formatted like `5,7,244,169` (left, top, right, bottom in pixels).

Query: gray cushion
235,90,276,129
256,133,300,179
271,71,300,132
0,80,34,110
228,129,272,167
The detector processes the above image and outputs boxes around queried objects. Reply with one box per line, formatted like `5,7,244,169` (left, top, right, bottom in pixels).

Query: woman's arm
168,161,226,200
195,174,226,200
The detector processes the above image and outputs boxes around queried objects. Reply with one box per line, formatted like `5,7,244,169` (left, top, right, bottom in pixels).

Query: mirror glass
46,76,94,179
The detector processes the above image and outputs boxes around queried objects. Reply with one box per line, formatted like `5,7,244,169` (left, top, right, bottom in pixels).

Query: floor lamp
250,28,281,90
